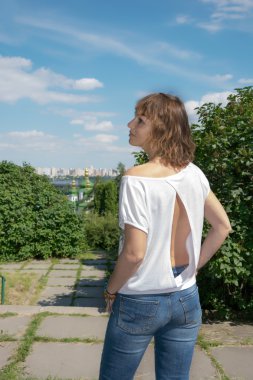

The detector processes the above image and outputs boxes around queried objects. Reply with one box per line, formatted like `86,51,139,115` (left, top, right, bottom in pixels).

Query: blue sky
1,0,253,169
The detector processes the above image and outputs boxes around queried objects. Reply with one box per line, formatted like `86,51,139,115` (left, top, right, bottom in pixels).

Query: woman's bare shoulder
124,164,151,177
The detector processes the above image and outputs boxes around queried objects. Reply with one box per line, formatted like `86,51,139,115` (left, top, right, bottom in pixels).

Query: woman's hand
105,298,115,314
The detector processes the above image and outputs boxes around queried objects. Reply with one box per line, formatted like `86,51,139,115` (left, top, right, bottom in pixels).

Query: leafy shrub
0,161,86,261
82,212,120,259
133,87,253,319
94,180,118,216
192,87,253,318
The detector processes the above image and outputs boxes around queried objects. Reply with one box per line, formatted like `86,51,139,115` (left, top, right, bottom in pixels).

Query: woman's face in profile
127,114,152,149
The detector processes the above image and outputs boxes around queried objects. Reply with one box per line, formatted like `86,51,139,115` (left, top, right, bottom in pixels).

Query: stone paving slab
37,297,73,307
58,259,80,264
0,342,19,369
82,264,107,270
83,259,108,265
37,287,74,306
23,342,104,379
78,278,106,287
23,342,154,379
36,316,108,340
0,305,107,316
211,346,253,380
53,264,80,270
47,277,77,286
76,287,104,298
39,286,74,298
23,262,51,269
74,298,105,308
0,315,31,339
201,322,253,345
19,269,48,276
82,264,107,271
23,342,216,380
0,269,20,274
190,346,218,379
81,270,105,278
48,270,77,278
0,263,22,269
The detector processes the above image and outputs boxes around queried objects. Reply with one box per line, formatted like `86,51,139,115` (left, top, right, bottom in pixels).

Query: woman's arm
106,224,147,294
197,190,232,270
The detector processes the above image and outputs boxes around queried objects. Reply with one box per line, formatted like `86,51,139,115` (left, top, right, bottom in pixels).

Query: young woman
99,93,231,380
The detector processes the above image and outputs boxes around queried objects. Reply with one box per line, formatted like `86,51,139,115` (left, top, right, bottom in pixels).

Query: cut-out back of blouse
118,162,210,294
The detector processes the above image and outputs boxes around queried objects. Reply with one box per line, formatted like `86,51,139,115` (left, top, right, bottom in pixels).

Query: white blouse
118,162,210,294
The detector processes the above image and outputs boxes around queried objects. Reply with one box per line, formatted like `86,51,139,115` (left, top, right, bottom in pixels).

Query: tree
93,180,118,216
0,161,85,261
192,87,253,317
114,162,126,197
132,87,253,317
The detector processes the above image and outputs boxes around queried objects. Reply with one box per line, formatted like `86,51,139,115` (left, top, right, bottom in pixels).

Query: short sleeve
197,168,211,199
119,177,149,233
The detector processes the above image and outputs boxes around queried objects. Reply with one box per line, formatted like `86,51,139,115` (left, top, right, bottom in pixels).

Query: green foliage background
0,161,86,261
133,87,253,318
87,179,120,258
192,87,253,318
93,180,118,216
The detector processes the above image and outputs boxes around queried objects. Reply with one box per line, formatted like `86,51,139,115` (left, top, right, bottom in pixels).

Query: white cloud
185,100,200,122
0,56,32,69
0,143,17,149
70,119,84,125
185,90,233,122
154,42,202,60
200,91,232,104
34,68,103,91
238,78,253,84
17,17,207,82
198,0,253,32
197,22,223,32
85,121,113,132
104,145,132,153
175,15,194,25
8,130,48,138
0,55,103,104
70,115,114,132
94,134,118,143
74,78,103,90
73,132,131,156
1,129,62,152
75,133,118,146
211,73,233,81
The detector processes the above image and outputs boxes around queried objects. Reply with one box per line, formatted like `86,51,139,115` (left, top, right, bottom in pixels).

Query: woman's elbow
123,249,145,265
217,223,232,236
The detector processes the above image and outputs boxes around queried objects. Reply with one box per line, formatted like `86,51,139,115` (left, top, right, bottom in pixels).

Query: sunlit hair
135,93,195,168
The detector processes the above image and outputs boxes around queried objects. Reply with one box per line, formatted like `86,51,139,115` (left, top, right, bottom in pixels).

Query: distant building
35,165,118,178
67,168,94,212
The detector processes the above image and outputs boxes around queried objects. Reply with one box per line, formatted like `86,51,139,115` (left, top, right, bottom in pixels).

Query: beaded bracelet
104,289,117,300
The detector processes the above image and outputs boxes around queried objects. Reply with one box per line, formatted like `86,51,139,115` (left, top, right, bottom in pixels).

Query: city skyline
1,0,253,168
35,165,119,178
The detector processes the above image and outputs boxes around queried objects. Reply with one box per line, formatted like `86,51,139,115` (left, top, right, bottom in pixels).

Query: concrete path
0,252,253,379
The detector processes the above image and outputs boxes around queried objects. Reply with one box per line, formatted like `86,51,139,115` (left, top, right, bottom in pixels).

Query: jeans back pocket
179,286,202,326
118,296,159,335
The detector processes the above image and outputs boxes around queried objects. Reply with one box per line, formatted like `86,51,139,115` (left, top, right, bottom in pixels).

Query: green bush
0,161,86,261
133,87,253,319
94,180,118,216
192,87,253,318
83,212,120,259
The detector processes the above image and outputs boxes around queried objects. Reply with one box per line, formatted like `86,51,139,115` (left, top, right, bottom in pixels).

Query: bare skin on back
126,162,190,267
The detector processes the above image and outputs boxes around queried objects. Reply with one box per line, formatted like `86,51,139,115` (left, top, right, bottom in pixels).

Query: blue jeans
99,273,202,379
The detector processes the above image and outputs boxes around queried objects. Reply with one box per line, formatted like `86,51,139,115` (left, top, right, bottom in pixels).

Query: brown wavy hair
135,93,195,168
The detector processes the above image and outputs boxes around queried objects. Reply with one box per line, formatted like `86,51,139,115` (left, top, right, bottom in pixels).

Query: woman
99,93,231,380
